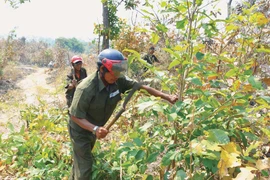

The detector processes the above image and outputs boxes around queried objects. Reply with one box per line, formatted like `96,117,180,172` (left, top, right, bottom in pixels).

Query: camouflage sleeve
142,54,148,61
65,71,73,89
153,55,160,62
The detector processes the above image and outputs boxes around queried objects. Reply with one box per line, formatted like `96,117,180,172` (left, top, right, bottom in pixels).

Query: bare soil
0,65,65,138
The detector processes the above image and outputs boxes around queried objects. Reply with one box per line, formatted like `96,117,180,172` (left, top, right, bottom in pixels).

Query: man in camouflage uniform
65,55,87,108
143,46,160,72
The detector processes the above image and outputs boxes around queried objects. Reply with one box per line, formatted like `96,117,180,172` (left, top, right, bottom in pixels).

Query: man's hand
95,127,109,139
166,94,178,104
67,80,77,90
72,79,78,87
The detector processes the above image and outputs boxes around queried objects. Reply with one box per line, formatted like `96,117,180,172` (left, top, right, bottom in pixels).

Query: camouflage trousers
68,124,96,180
66,95,73,108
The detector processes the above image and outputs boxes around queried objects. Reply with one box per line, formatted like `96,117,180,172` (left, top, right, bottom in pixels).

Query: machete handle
71,66,76,80
105,83,141,130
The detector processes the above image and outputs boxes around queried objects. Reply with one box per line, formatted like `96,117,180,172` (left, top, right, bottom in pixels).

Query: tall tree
102,1,110,49
227,0,233,17
99,0,139,50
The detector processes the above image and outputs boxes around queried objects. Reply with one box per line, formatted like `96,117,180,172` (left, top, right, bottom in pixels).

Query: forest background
0,0,270,179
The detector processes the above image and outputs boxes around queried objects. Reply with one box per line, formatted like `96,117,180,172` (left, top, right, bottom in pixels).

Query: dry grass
2,64,37,82
83,54,98,74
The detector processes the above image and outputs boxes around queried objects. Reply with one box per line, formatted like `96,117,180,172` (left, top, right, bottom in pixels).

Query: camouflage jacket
65,67,87,98
143,54,159,65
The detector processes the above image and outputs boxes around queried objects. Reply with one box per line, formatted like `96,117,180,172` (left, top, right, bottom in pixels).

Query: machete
71,66,76,81
106,83,141,130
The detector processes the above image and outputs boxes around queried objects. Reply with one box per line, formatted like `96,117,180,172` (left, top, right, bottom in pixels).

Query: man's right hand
72,80,78,87
95,127,109,139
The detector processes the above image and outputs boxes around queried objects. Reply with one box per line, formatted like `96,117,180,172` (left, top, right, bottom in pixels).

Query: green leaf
147,152,159,163
242,156,256,163
127,164,138,174
225,69,237,77
156,24,168,33
193,172,205,180
137,101,158,112
141,9,154,16
127,54,137,65
133,138,143,147
13,135,25,143
175,169,187,180
261,128,270,138
195,52,205,60
202,159,218,172
260,96,270,103
163,48,181,59
176,19,187,29
207,129,230,144
186,88,205,96
256,48,270,53
151,33,160,44
243,132,259,141
256,98,269,105
262,170,269,177
168,59,181,69
124,48,141,57
168,112,178,121
139,164,147,174
248,76,262,89
162,151,173,166
173,45,184,51
191,78,202,86
196,0,203,6
160,1,167,7
164,171,170,180
225,24,239,32
238,131,248,147
209,97,221,108
122,142,134,148
146,175,154,180
139,122,153,131
135,150,145,160
121,162,133,167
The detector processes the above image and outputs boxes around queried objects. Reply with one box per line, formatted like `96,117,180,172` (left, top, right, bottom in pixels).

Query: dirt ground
0,65,66,138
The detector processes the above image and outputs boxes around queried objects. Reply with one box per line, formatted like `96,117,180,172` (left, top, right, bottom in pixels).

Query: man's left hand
167,95,178,104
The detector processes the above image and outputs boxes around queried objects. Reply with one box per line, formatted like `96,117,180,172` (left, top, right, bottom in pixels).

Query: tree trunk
227,0,233,18
248,0,256,6
102,1,110,50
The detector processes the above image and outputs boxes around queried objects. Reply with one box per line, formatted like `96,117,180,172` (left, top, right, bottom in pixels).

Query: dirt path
0,65,65,137
17,67,54,104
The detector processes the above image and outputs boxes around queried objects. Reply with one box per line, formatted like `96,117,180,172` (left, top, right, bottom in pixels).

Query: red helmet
71,55,83,64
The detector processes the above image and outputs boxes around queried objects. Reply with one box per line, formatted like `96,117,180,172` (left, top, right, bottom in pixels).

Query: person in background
48,60,55,71
68,49,178,179
65,55,87,108
142,46,160,71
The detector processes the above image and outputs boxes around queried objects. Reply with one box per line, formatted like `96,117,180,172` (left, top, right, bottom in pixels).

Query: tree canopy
55,37,85,53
